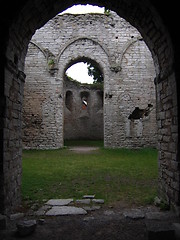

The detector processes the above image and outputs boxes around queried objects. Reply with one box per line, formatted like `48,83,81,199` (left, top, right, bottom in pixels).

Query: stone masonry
23,11,157,149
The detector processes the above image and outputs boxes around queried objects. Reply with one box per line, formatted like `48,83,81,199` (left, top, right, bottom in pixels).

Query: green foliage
22,145,158,208
48,59,55,66
104,8,111,16
87,62,103,84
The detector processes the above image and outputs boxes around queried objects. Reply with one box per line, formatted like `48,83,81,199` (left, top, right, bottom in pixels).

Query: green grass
22,144,158,208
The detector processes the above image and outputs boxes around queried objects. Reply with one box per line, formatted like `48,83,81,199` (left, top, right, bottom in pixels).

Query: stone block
16,220,37,237
123,209,145,220
92,199,104,204
76,199,91,205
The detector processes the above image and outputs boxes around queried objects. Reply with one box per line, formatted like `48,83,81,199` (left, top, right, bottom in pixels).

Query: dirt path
68,146,100,154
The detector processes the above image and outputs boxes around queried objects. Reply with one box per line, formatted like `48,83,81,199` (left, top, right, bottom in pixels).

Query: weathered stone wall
23,11,157,149
64,77,103,140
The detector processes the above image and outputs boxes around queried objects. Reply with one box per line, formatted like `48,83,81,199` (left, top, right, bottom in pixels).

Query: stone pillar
2,58,25,214
155,73,179,213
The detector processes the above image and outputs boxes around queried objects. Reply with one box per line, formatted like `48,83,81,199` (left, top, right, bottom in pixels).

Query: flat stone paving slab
45,199,73,206
69,146,99,153
76,199,91,204
92,199,105,204
46,206,87,216
83,195,95,199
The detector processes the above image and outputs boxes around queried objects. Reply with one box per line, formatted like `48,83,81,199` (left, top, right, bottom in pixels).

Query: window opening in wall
65,61,104,86
66,62,94,84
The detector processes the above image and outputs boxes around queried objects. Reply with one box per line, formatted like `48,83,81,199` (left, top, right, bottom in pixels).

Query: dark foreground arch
0,0,180,214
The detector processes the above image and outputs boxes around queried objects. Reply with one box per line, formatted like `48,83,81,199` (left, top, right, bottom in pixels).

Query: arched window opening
65,90,73,111
65,61,104,86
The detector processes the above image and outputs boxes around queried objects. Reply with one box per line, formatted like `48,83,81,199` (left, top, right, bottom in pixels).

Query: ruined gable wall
23,12,157,149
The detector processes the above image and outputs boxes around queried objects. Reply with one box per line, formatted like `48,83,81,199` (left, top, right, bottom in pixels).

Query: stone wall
64,77,103,140
23,11,157,149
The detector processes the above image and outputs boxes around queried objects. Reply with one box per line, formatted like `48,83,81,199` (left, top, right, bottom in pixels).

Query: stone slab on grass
76,199,91,205
83,195,95,199
92,199,104,204
46,206,87,216
45,199,73,206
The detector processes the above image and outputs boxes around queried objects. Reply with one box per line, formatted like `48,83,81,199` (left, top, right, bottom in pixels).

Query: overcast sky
60,4,104,15
66,62,94,84
62,5,104,84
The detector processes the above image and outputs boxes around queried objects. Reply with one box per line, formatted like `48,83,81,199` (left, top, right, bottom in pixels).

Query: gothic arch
57,37,110,64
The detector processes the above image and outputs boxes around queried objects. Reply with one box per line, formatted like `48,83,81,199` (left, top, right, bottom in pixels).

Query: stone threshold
35,196,105,216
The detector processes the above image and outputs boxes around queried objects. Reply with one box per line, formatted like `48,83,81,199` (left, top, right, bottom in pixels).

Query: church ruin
23,11,157,149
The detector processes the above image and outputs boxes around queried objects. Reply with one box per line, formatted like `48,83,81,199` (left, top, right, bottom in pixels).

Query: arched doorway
1,0,179,215
64,60,104,142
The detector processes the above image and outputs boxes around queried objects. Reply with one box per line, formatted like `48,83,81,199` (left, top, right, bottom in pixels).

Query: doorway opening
64,60,104,146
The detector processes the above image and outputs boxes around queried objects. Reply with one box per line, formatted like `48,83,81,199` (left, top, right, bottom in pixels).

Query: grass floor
22,142,158,208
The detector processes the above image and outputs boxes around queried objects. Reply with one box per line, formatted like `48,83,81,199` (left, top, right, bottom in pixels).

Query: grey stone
16,220,37,237
83,206,101,211
10,212,24,220
83,195,95,199
145,211,176,220
83,216,95,221
45,206,87,216
104,210,115,216
35,205,51,216
123,209,145,219
76,199,91,204
45,199,73,206
92,199,105,204
0,214,6,230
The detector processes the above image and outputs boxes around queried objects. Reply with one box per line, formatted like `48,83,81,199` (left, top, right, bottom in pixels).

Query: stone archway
63,61,104,142
1,0,179,214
